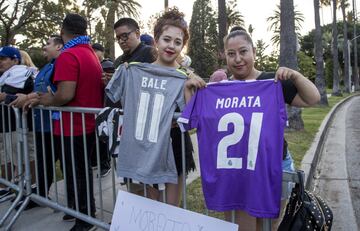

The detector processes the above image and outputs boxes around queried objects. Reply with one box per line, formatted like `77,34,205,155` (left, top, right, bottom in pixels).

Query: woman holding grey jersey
105,8,205,206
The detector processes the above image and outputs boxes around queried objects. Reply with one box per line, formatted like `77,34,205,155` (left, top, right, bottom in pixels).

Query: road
312,96,360,230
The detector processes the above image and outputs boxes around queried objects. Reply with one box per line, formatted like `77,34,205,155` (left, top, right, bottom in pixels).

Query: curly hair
153,7,189,46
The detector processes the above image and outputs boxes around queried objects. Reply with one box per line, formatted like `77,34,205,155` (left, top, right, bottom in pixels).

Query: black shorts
170,127,196,176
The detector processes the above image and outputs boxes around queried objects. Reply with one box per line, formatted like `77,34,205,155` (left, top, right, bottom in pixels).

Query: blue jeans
282,150,295,172
282,150,295,199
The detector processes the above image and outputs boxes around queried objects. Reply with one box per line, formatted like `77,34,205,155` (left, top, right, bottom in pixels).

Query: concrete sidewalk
301,95,360,230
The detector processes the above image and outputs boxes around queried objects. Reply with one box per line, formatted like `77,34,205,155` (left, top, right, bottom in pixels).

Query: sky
128,0,360,55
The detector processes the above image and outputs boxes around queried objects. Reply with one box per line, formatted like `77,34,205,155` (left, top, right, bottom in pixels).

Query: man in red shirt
26,13,103,231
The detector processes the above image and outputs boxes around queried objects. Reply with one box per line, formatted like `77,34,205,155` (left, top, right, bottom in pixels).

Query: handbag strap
296,170,305,201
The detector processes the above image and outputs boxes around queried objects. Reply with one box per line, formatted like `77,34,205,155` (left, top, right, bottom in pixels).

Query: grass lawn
185,92,351,217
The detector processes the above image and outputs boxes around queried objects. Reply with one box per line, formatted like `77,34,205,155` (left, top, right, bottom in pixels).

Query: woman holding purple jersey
223,30,320,230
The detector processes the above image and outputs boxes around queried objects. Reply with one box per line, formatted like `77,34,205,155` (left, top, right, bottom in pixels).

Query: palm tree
104,0,141,60
279,0,304,130
332,0,342,95
314,0,329,105
248,24,254,37
341,0,351,93
165,0,168,11
217,0,243,67
218,0,226,54
353,0,359,90
226,0,244,32
267,5,304,47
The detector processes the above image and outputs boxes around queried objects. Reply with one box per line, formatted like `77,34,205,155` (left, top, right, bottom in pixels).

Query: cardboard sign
110,190,238,231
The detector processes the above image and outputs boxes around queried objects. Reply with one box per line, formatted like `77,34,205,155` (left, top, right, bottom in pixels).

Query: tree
314,0,329,105
298,51,317,82
217,0,244,67
300,21,360,90
255,40,279,72
255,40,269,70
280,0,304,130
1,0,78,48
267,4,304,47
248,24,254,37
0,0,41,46
81,0,105,39
0,0,65,46
188,0,218,79
165,0,168,11
226,0,244,32
218,0,226,57
147,12,162,35
92,8,108,45
353,0,359,90
341,0,351,93
332,0,342,95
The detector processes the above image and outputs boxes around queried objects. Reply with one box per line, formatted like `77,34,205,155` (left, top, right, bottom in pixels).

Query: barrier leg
0,186,24,227
262,218,271,231
5,196,30,230
3,110,33,229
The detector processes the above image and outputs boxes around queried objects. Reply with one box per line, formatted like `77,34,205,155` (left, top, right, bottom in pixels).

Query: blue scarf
62,35,90,51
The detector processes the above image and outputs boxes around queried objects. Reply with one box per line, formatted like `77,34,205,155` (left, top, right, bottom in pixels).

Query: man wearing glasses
113,18,156,68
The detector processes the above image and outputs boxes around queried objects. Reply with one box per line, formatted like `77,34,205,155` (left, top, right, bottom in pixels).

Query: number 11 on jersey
135,91,165,143
217,112,263,170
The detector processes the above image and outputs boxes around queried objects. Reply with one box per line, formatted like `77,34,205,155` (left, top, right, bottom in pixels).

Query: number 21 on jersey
217,112,263,170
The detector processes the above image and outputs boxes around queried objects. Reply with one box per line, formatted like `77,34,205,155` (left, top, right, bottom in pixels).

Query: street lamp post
348,34,360,92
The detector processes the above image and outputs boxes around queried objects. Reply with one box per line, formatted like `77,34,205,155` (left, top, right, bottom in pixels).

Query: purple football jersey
178,80,287,218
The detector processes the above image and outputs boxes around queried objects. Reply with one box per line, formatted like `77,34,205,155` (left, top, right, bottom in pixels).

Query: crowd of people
0,7,320,231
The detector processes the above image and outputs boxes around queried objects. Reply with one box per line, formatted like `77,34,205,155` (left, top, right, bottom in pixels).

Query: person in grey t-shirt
106,8,205,206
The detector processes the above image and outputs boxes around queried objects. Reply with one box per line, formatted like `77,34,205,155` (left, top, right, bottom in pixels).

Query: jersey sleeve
177,89,201,132
276,82,288,125
105,64,127,103
53,52,78,83
257,72,297,105
280,79,298,105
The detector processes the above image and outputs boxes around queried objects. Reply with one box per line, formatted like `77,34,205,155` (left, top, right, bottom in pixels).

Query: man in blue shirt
11,35,63,209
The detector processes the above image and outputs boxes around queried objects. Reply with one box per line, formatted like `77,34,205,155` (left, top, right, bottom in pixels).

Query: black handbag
278,170,333,231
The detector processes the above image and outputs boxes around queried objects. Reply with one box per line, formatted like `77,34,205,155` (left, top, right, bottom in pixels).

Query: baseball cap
101,59,115,73
140,34,154,46
92,43,104,52
0,46,21,62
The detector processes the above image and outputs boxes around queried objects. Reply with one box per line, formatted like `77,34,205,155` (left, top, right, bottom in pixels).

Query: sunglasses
116,30,135,42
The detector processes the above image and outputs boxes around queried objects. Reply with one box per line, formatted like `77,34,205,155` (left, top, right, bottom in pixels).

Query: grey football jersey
105,63,187,184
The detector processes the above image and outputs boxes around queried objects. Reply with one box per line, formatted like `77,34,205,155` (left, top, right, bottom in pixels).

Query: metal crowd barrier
0,104,301,231
0,104,28,230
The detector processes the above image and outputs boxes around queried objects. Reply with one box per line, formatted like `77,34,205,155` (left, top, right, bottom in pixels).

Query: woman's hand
184,75,206,90
275,67,301,82
275,67,320,107
184,75,206,103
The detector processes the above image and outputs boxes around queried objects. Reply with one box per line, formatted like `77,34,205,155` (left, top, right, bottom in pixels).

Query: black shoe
15,200,40,211
63,214,76,222
0,188,12,198
69,221,95,231
11,195,24,203
99,167,111,178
